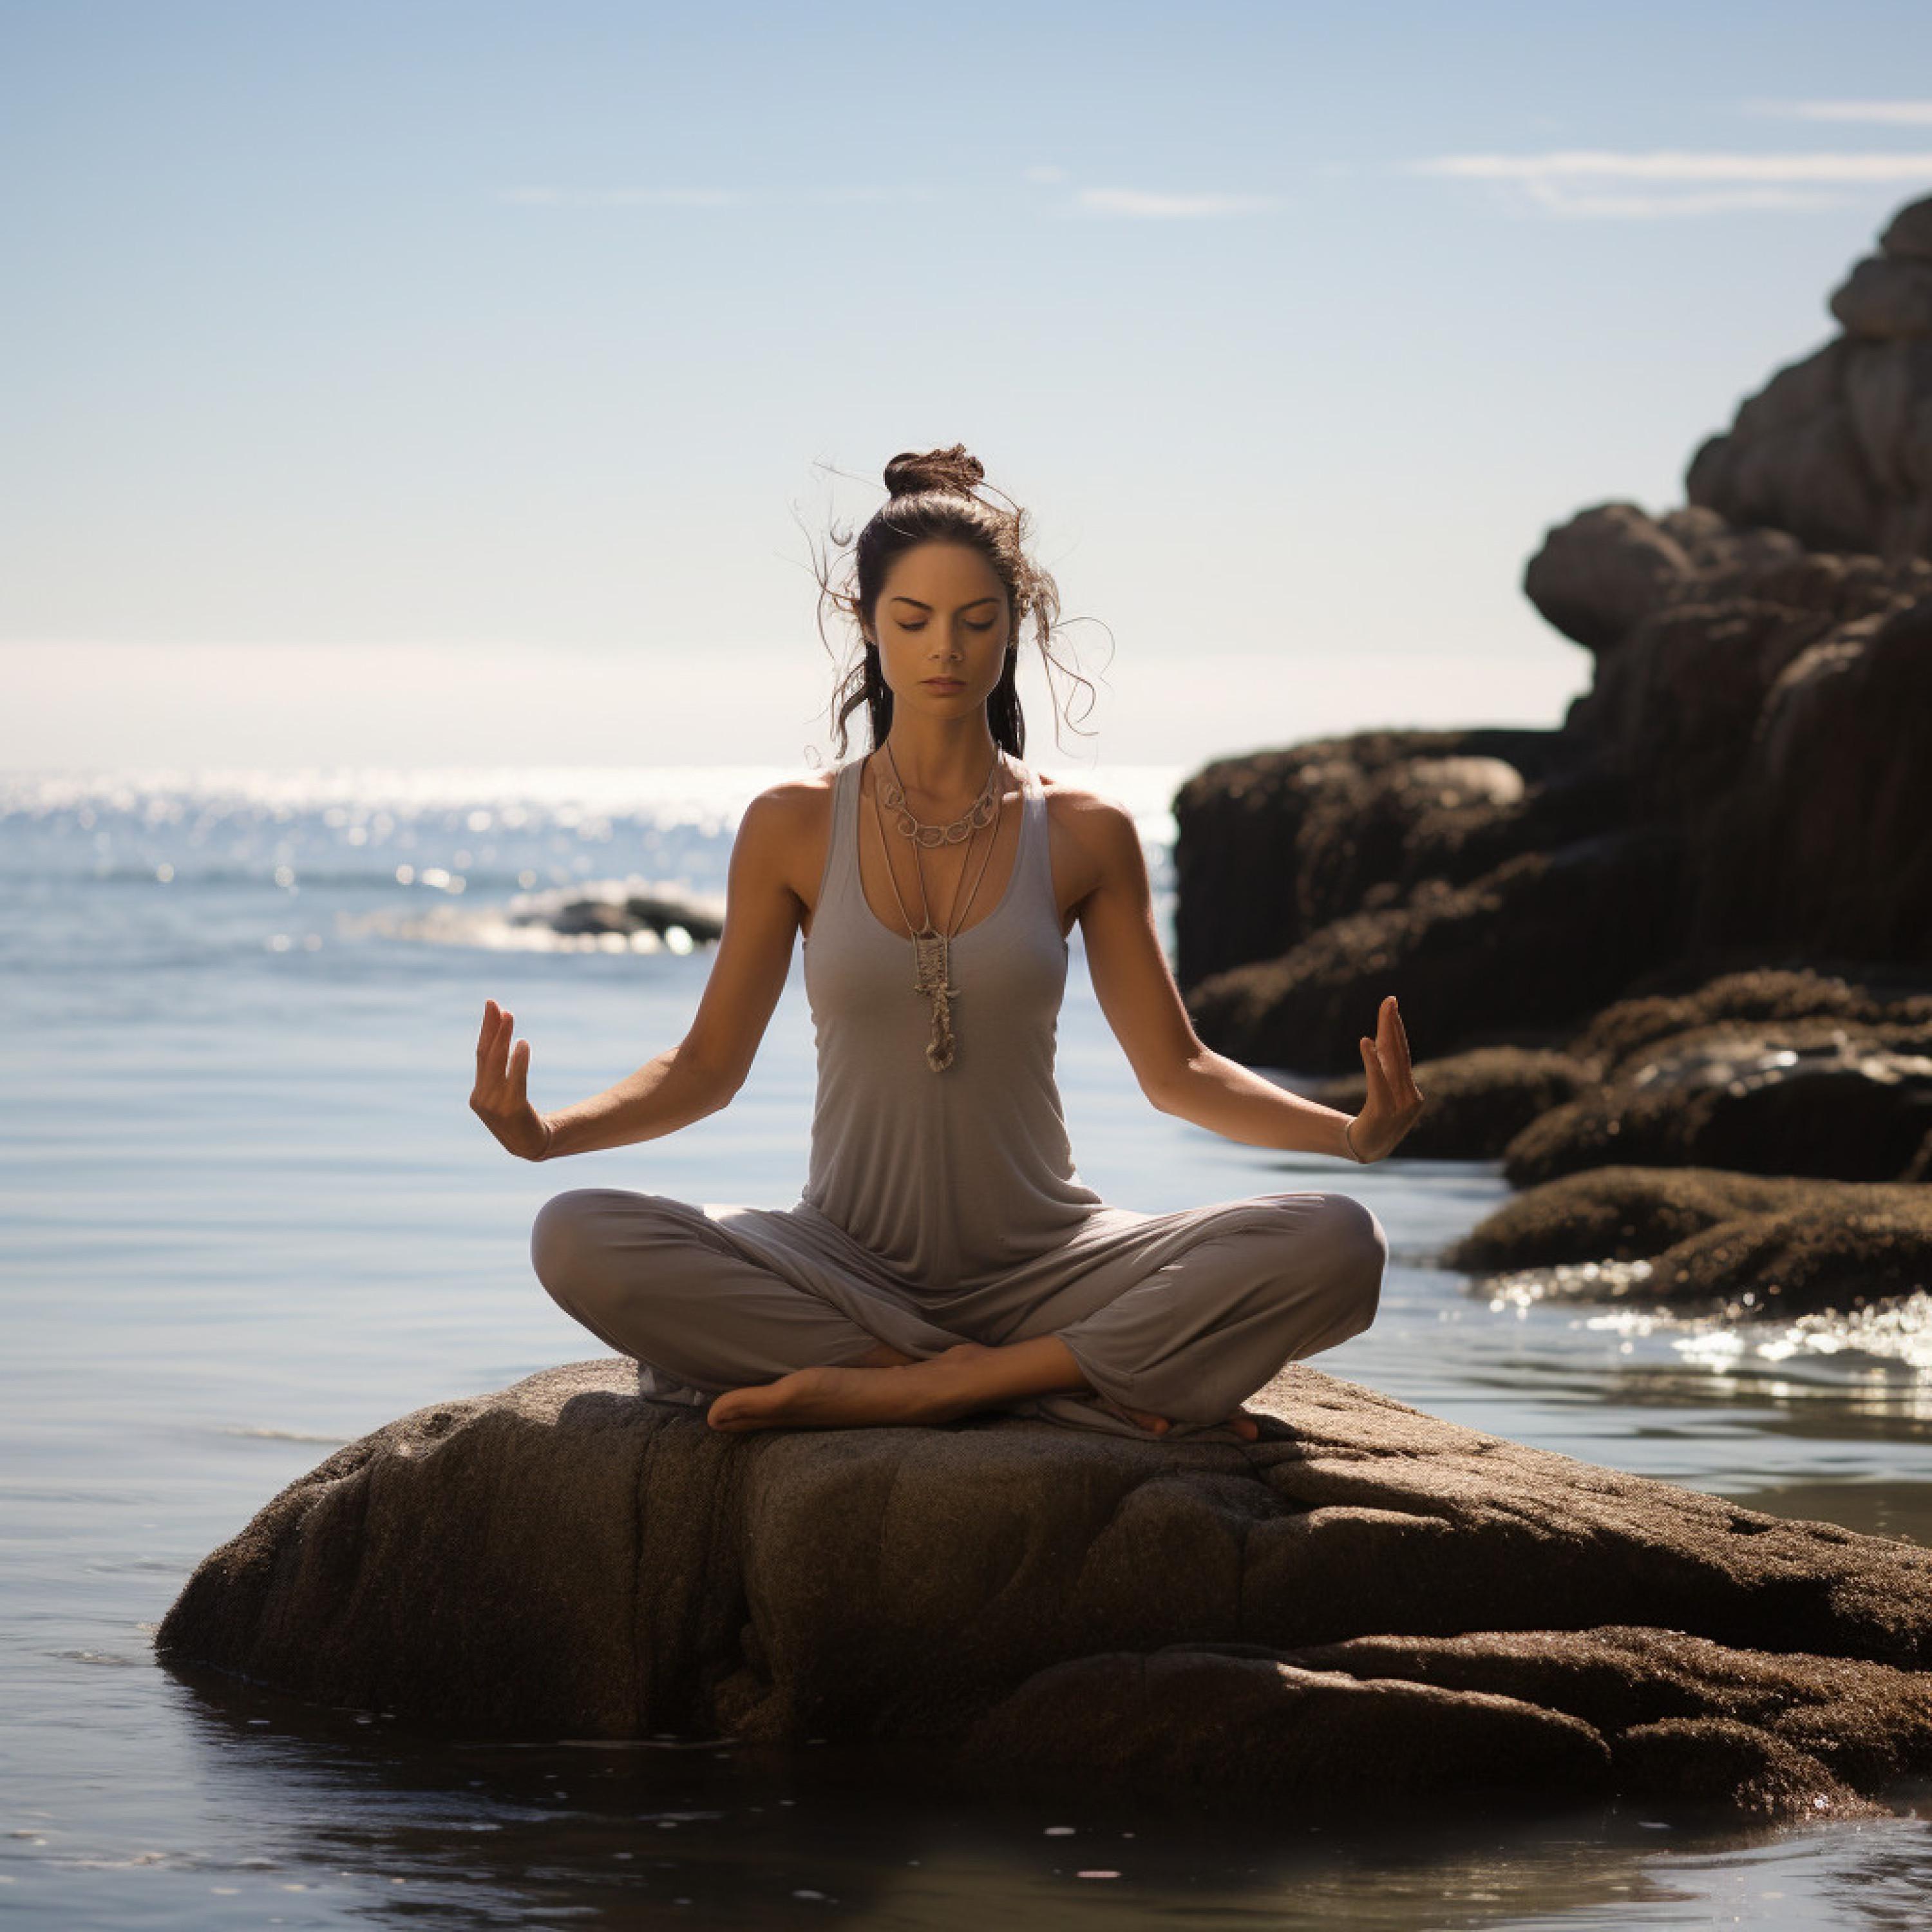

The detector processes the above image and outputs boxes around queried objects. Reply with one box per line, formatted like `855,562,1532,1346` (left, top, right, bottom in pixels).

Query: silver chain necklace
867,745,1007,1071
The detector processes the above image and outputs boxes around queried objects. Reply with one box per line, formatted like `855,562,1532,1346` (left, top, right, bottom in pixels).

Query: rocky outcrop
1173,192,1932,1076
1441,1165,1932,1320
524,883,723,945
1686,194,1932,561
1170,726,1607,992
1305,968,1932,1186
1184,828,1685,1075
155,1359,1932,1824
1497,1023,1932,1187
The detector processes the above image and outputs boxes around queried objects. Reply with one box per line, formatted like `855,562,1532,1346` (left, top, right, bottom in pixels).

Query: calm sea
4,762,1929,1929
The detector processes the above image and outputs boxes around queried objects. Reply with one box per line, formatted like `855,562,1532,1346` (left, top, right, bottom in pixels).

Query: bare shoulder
733,768,838,899
742,767,837,829
1037,772,1143,896
1039,772,1139,850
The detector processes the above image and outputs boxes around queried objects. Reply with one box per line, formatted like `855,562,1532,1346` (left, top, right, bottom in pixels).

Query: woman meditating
473,444,1425,1445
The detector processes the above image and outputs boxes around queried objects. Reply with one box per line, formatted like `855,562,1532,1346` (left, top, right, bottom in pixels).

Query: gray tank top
799,750,1106,1287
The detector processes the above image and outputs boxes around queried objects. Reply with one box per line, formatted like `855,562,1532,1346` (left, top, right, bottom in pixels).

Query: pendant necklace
869,744,1007,1071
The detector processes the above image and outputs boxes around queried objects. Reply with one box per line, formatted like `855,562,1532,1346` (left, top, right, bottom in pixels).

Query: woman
473,444,1425,1445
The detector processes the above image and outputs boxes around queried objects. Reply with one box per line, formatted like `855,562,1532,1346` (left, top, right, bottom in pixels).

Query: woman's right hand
471,998,554,1161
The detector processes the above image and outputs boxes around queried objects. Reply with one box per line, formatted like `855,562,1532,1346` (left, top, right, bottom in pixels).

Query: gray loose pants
530,1187,1387,1443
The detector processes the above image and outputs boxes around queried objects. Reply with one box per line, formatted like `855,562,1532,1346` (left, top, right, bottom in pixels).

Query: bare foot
708,1343,994,1433
1121,1404,1262,1441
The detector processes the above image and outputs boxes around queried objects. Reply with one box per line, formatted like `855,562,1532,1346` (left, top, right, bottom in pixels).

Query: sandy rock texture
155,1359,1932,1824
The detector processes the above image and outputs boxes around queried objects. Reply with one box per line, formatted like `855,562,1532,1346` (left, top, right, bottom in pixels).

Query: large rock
1687,192,1932,561
1523,501,1807,657
1303,967,1932,1176
1183,828,1686,1074
1564,964,1932,1070
1442,1164,1932,1320
1169,726,1614,992
1170,196,1932,1070
1482,967,1932,1186
1688,593,1932,961
155,1360,1932,1824
1498,1016,1932,1187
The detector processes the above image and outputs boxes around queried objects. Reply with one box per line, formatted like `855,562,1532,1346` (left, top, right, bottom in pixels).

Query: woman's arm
1066,790,1423,1160
469,783,811,1161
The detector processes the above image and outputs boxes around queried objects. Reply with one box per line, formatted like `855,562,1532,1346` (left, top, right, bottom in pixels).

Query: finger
509,1035,532,1102
486,1007,518,1088
480,1006,508,1079
1380,998,1418,1092
1383,997,1414,1059
1359,1034,1389,1104
1379,996,1409,1061
1390,1003,1417,1081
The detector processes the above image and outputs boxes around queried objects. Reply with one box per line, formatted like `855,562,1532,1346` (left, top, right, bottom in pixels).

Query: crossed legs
531,1188,1387,1440
706,1334,1257,1438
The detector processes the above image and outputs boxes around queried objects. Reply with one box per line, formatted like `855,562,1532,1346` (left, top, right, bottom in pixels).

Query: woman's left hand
1349,994,1426,1161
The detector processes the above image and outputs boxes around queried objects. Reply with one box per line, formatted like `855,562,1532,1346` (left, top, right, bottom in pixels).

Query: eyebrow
888,594,1000,611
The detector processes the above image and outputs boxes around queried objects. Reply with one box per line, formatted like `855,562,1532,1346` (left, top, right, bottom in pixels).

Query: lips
922,679,964,690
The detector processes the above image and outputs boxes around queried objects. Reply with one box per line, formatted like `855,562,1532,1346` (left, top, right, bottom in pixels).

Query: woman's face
866,541,1012,722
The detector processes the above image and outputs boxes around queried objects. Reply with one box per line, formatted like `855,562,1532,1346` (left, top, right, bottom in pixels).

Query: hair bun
883,444,986,500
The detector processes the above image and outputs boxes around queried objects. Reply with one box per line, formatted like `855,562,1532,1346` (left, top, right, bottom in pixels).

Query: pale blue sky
6,1,1931,770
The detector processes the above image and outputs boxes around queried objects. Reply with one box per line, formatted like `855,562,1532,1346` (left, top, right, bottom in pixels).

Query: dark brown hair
806,444,1104,757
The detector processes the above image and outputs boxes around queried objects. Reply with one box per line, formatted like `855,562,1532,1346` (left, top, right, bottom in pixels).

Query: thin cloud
1411,150,1932,182
498,185,933,208
1744,99,1932,124
500,186,743,207
1406,148,1932,217
1070,187,1279,218
1519,181,1850,218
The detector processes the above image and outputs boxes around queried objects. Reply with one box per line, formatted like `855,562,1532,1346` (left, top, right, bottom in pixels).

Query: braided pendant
910,923,958,1072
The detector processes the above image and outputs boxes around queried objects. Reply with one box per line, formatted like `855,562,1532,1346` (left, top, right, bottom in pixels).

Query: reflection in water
114,1668,1929,1929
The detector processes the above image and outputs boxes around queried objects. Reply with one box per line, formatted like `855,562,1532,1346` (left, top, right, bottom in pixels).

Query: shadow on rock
154,1359,1932,1828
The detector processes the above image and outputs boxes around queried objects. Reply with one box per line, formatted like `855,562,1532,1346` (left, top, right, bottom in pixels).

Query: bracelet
1343,1116,1367,1162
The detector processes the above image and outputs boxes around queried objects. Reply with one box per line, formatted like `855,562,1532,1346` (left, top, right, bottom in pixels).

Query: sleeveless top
799,752,1106,1288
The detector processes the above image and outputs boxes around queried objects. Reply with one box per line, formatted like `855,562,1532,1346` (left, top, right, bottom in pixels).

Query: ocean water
3,761,1929,1931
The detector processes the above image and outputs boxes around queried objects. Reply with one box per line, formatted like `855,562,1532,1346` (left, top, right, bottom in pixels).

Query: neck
878,717,1003,802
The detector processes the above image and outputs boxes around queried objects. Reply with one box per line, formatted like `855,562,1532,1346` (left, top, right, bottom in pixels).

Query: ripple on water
1481,1262,1932,1378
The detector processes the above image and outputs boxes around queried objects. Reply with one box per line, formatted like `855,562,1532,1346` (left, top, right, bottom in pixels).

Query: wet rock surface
155,1359,1932,1825
1312,965,1932,1183
1441,1165,1932,1320
1498,1019,1932,1188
